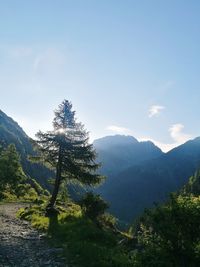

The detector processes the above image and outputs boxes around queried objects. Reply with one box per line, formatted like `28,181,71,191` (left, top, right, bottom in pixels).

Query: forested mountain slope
0,110,53,188
97,137,200,223
2,109,200,226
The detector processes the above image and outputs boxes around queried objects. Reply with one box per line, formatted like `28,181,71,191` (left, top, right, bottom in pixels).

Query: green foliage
57,180,69,203
182,170,200,196
17,204,49,230
36,100,104,185
98,213,117,230
0,110,53,189
0,143,48,201
80,192,109,221
35,100,104,208
28,177,50,196
133,194,200,266
1,182,46,202
0,144,26,198
18,201,132,267
15,183,38,200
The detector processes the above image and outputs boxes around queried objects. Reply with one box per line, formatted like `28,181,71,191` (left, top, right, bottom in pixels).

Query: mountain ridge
1,110,200,225
0,110,53,188
97,136,200,223
94,134,163,177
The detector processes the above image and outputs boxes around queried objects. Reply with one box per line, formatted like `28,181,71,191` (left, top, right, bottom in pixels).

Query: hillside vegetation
17,172,200,267
0,110,53,189
1,105,200,266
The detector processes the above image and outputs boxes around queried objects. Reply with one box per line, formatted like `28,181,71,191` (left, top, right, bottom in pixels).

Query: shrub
79,192,109,221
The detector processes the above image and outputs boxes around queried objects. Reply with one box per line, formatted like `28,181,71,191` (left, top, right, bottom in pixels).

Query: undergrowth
17,202,133,267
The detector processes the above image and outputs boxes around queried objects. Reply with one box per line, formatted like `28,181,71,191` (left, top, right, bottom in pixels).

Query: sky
0,0,200,152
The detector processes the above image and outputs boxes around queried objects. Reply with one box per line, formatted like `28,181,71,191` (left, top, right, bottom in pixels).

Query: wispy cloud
33,48,65,75
106,123,192,152
138,137,177,152
106,125,131,135
139,123,192,152
138,123,193,152
169,123,192,144
148,105,165,118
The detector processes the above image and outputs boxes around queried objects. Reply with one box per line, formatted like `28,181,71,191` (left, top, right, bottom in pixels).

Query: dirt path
0,203,68,267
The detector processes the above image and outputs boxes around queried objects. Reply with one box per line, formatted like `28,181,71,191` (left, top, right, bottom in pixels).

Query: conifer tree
0,144,25,194
36,100,103,211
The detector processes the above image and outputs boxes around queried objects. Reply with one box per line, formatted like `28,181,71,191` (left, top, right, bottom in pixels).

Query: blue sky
0,0,200,151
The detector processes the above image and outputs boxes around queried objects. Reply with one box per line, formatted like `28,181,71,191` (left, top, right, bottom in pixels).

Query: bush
79,192,109,221
132,195,200,266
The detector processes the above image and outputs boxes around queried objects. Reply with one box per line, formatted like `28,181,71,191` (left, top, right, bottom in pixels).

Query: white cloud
106,125,131,135
169,123,191,144
105,123,192,152
139,123,192,152
148,105,165,118
138,137,178,152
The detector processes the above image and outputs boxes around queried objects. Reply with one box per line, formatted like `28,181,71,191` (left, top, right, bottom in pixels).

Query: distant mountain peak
93,134,163,179
93,135,138,148
97,135,200,222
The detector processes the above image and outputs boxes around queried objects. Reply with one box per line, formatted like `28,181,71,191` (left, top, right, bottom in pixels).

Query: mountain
97,137,200,224
0,110,53,188
94,135,163,177
1,110,200,226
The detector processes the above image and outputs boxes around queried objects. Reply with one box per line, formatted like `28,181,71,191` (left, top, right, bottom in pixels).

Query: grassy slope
17,201,133,267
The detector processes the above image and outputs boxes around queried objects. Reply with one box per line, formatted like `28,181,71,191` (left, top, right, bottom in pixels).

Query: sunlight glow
57,128,65,134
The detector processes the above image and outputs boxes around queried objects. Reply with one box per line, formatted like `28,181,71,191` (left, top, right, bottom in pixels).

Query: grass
17,201,133,267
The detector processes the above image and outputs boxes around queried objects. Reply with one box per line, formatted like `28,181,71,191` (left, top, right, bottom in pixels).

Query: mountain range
1,109,200,224
94,135,163,177
94,135,200,223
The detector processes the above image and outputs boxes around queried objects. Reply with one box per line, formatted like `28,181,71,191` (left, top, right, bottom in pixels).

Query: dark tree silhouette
36,100,103,212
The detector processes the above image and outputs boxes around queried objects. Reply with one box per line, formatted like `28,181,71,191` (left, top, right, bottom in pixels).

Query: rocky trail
0,203,68,267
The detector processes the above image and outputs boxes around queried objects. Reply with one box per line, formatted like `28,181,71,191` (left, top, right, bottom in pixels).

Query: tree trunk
47,146,62,211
